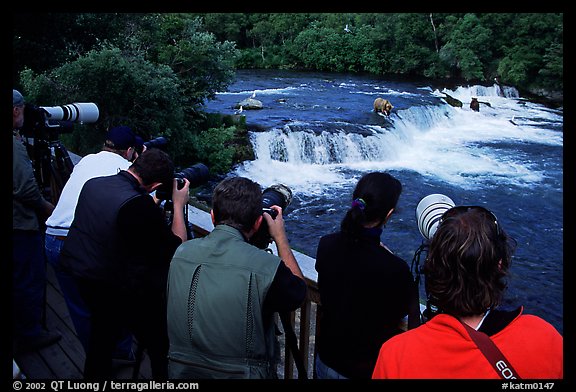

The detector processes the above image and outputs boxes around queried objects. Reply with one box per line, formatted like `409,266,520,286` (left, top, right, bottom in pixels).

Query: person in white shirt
44,126,143,360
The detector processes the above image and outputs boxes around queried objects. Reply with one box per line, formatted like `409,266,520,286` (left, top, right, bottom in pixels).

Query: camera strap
459,319,520,379
407,279,422,329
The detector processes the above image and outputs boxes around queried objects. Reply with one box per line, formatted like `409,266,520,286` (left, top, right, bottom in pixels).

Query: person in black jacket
12,89,62,353
314,172,414,379
60,148,190,379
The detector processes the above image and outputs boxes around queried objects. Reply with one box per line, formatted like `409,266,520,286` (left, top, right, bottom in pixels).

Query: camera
42,102,99,123
415,194,455,241
18,102,99,204
412,193,456,323
21,102,99,140
144,136,168,150
251,184,293,249
155,163,210,201
135,136,168,155
157,163,210,241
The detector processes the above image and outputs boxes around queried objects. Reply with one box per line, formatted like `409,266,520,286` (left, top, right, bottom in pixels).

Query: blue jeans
13,230,46,339
315,354,348,379
45,234,133,356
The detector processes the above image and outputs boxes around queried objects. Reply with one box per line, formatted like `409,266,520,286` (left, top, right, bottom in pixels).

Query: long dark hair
340,172,402,241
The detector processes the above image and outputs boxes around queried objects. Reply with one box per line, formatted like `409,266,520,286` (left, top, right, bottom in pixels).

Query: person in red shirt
372,206,563,379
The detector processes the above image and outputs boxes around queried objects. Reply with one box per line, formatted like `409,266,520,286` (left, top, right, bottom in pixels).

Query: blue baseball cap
105,126,136,149
135,136,144,149
13,89,25,107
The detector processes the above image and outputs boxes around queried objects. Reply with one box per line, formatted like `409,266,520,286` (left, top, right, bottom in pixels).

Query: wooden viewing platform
13,205,321,380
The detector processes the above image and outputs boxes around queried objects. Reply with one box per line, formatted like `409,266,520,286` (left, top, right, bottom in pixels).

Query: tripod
21,134,75,330
24,136,75,205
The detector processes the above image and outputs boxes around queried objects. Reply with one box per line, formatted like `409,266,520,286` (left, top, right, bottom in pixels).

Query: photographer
60,148,190,379
372,205,563,379
12,89,61,353
166,176,307,379
45,125,144,362
314,172,414,379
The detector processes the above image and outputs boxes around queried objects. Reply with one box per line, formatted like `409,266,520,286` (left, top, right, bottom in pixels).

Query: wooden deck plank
14,264,153,380
13,351,57,379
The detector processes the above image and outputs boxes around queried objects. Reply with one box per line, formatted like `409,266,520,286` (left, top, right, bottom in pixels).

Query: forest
13,13,563,172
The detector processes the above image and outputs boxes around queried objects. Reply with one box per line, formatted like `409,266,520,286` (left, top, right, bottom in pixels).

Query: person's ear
147,182,162,193
210,210,216,225
253,215,263,232
384,208,395,224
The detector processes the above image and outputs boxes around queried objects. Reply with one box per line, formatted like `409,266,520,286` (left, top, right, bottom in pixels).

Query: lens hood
416,194,455,240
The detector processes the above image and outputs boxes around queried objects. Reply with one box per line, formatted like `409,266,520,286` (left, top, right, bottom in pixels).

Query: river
202,69,563,335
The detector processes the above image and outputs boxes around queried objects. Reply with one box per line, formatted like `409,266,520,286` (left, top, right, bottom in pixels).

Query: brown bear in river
373,97,394,116
470,97,480,112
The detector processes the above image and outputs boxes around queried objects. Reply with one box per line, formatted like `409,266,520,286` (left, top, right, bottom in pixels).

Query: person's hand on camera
262,205,304,280
172,178,190,209
263,205,287,243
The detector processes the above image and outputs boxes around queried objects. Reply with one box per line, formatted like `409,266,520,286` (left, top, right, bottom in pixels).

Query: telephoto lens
155,163,210,201
261,184,293,218
144,136,168,150
415,194,455,240
42,103,99,123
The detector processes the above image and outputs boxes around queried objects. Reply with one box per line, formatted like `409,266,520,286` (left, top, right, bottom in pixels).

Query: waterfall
249,104,453,165
247,84,524,167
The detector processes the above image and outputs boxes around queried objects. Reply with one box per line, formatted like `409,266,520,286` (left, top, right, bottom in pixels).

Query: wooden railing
186,203,321,379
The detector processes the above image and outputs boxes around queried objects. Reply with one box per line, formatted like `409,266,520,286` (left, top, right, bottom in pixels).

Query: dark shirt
263,260,307,322
315,230,413,379
61,171,182,287
117,193,183,294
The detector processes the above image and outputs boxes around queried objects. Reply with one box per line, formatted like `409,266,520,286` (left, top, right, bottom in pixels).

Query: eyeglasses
439,205,501,237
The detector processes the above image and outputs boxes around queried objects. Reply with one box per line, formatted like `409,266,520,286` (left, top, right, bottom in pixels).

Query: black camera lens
144,136,168,150
175,163,210,189
250,184,293,249
262,184,293,213
155,163,210,201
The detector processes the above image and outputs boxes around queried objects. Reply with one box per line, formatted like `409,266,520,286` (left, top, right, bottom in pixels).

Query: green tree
20,47,190,161
438,13,492,80
126,14,239,105
497,13,562,91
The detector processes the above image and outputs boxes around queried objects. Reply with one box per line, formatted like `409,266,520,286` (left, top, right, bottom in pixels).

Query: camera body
155,163,210,201
250,184,293,249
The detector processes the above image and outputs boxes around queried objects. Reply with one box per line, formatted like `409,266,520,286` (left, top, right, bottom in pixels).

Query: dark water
203,69,564,334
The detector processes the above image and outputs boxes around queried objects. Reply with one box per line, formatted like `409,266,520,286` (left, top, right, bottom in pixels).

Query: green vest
167,225,281,379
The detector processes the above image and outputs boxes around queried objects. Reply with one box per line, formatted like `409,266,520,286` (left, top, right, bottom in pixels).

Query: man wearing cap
44,125,143,362
13,89,62,353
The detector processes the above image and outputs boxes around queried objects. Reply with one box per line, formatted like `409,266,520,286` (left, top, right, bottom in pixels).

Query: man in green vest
167,176,307,378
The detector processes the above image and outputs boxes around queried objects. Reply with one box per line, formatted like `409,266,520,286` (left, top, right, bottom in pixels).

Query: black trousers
76,278,168,380
75,278,124,379
123,286,169,380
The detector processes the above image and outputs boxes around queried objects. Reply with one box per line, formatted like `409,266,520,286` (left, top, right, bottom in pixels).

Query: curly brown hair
424,206,517,317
